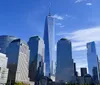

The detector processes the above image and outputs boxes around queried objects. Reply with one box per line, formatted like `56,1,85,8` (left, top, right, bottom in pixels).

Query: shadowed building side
28,36,44,82
56,38,74,82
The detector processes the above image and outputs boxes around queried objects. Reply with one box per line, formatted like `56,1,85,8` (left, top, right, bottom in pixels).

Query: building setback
6,39,30,83
56,38,74,82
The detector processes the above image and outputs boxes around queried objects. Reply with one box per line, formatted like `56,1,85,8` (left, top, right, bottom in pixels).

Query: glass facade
0,35,17,54
87,41,99,82
44,15,55,76
28,36,44,81
6,39,30,83
56,38,74,82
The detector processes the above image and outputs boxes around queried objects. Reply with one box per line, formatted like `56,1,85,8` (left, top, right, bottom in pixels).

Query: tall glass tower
28,36,44,81
87,41,99,83
56,38,74,82
44,14,55,76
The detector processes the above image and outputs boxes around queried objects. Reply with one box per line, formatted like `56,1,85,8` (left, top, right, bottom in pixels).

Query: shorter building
70,74,93,85
84,74,94,84
28,36,44,82
74,63,78,77
0,53,9,85
80,68,87,77
6,39,30,84
92,67,99,83
56,38,74,82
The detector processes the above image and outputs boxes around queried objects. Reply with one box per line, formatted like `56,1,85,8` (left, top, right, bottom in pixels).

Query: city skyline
0,0,100,73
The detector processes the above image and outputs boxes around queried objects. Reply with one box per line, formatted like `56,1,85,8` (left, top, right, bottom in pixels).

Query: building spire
48,2,51,16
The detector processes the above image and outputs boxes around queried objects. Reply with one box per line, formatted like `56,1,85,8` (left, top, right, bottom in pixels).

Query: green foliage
14,82,23,85
14,82,30,85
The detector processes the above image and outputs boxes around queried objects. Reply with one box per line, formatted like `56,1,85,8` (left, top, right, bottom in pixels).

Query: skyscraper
44,14,55,76
0,35,17,54
56,38,74,82
6,39,30,83
74,63,78,77
80,68,87,77
28,36,44,82
87,41,99,82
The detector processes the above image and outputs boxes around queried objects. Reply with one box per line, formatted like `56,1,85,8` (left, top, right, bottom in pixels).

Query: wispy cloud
57,27,100,51
86,3,92,6
56,23,65,28
56,23,62,26
53,14,64,20
66,14,71,18
60,25,65,28
73,46,86,51
66,14,77,19
75,0,85,3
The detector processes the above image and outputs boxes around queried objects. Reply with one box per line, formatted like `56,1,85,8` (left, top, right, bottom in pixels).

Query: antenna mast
48,2,51,16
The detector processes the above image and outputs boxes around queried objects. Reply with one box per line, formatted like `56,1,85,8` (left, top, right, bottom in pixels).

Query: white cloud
75,0,84,3
57,27,100,51
56,23,65,28
86,3,92,6
53,14,64,20
75,0,90,3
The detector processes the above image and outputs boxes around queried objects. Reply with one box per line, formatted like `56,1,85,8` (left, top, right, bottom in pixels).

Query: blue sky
0,0,100,74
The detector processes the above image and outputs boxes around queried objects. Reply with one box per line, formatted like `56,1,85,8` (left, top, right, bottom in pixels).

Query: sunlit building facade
6,39,30,83
44,14,55,76
28,36,44,82
87,41,99,83
56,38,74,82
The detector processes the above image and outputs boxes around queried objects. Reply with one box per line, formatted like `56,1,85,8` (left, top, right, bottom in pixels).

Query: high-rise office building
87,41,99,82
56,38,74,82
98,60,100,80
0,53,8,84
74,63,78,77
28,36,44,82
0,35,17,54
44,14,55,76
80,68,87,77
6,39,30,83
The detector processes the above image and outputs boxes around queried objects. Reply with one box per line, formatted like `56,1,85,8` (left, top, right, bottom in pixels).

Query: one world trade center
44,13,55,77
